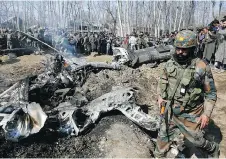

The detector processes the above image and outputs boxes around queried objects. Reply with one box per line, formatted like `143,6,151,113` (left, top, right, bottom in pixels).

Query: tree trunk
219,1,223,17
135,1,138,30
117,0,123,37
169,2,172,33
154,1,157,37
178,1,185,31
211,1,216,19
126,0,130,34
173,4,179,31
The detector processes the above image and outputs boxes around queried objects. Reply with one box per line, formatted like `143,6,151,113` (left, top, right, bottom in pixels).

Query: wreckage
0,47,37,57
112,45,174,67
0,53,201,158
0,32,199,158
0,53,160,142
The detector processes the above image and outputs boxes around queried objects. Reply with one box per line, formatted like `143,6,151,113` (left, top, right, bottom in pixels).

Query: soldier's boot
209,143,219,158
202,140,219,158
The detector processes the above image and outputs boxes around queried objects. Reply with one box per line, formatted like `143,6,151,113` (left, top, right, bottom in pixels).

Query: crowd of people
1,27,171,56
0,27,50,51
0,29,22,50
53,31,122,56
1,16,226,67
196,18,226,72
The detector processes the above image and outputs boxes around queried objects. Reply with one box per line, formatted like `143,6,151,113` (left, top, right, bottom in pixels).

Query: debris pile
0,53,219,158
0,54,160,143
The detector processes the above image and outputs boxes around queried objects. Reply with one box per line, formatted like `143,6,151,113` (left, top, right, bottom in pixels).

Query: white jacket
129,36,137,45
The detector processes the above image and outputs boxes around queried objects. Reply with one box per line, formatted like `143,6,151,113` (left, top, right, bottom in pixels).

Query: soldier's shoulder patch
196,58,208,69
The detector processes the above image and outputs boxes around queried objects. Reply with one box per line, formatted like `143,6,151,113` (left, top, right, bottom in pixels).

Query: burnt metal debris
0,48,36,56
112,45,174,67
0,53,160,142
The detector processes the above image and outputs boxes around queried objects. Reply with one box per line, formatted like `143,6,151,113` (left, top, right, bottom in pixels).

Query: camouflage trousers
7,41,13,49
154,106,215,157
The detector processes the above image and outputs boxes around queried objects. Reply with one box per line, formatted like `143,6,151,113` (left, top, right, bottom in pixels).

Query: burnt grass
0,112,155,158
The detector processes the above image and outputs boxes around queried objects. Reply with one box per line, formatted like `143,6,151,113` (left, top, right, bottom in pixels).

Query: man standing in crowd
137,32,148,49
6,29,13,49
89,33,95,52
129,33,137,51
214,18,226,72
202,26,217,63
122,34,129,49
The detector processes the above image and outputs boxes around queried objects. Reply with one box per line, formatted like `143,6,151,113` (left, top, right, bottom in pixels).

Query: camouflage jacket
158,58,217,118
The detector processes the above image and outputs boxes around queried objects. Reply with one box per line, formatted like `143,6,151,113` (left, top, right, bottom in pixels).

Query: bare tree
219,1,223,17
178,2,185,31
173,4,179,31
211,0,216,19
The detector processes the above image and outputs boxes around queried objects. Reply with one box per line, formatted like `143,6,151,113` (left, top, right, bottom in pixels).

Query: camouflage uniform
7,30,13,49
154,30,218,157
33,30,40,49
26,29,33,46
83,34,91,55
137,33,148,49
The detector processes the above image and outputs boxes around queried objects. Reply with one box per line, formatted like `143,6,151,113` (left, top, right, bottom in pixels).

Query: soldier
93,33,99,52
83,33,91,55
154,30,219,158
38,28,45,50
89,33,95,52
6,29,13,49
137,32,148,49
33,29,40,50
168,32,176,45
26,28,33,46
0,28,6,49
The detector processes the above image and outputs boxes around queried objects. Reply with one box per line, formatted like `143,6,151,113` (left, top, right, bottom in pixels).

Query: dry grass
85,52,113,63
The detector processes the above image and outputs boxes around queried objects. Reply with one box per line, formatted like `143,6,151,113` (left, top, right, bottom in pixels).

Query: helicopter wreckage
0,34,188,157
0,52,161,142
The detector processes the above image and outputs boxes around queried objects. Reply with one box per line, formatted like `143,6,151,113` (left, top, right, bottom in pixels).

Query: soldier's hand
198,114,209,129
157,95,166,108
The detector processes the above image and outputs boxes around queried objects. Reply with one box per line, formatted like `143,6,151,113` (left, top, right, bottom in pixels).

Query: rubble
0,53,159,143
1,49,219,157
0,52,221,158
51,87,159,137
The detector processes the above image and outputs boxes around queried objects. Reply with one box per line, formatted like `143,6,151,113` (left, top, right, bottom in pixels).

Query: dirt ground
0,55,46,93
0,53,226,158
211,70,226,158
85,52,113,63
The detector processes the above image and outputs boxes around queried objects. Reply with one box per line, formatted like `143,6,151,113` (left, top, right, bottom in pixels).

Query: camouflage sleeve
157,67,168,99
203,65,217,117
